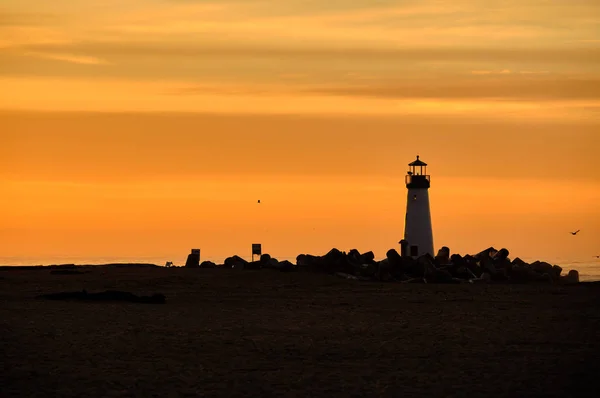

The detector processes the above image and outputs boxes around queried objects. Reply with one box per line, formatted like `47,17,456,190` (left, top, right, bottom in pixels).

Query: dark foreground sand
1,267,599,398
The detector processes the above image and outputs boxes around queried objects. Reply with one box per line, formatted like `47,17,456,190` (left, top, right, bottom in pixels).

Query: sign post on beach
252,243,262,262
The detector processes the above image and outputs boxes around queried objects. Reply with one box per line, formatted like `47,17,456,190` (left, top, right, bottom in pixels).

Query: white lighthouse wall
404,188,434,257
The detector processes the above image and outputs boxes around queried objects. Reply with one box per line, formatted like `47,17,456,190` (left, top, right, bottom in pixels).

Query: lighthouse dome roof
409,155,427,167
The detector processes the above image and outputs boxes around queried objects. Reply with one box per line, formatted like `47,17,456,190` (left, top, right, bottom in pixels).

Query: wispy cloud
0,12,60,27
302,76,600,101
24,51,111,65
471,69,512,75
14,43,600,64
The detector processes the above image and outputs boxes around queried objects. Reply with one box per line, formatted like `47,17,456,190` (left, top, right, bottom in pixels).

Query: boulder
322,248,352,274
509,262,534,283
435,246,451,265
377,259,393,281
225,255,248,269
357,262,379,278
278,260,296,272
296,254,320,269
185,251,200,268
480,256,497,275
561,270,580,284
473,247,498,261
386,249,404,278
417,254,437,279
245,261,262,270
511,257,528,268
200,261,217,268
260,253,272,265
531,261,553,275
347,249,361,264
552,265,563,280
493,248,510,261
263,258,280,269
359,251,376,264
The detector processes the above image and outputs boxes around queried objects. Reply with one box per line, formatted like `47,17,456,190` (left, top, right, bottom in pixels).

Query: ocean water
1,254,599,282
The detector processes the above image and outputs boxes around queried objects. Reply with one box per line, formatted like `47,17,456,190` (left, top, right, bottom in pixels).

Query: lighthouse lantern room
401,155,434,258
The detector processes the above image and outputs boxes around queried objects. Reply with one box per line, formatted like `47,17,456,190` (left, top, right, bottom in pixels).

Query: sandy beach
1,266,599,397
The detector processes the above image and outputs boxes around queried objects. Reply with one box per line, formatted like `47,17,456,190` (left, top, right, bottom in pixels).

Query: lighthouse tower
401,155,434,257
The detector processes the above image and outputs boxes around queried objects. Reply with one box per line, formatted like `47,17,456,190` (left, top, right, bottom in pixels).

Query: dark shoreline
0,263,160,270
1,263,598,285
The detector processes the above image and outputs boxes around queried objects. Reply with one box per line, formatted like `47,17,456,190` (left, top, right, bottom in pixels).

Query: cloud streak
12,42,600,64
24,51,111,65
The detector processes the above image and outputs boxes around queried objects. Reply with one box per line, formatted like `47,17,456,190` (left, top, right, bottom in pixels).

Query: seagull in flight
570,230,580,235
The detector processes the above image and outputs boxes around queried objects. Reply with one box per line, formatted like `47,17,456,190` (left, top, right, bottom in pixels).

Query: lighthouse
401,155,434,257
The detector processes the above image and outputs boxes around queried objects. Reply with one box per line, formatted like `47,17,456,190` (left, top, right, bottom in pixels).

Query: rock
377,259,393,281
323,248,353,274
296,254,319,268
417,254,438,280
509,262,534,283
225,255,248,269
185,250,200,268
552,265,563,280
480,256,497,275
493,248,510,262
561,270,580,284
432,268,456,283
357,262,379,278
492,249,511,274
435,246,450,265
386,249,404,278
450,253,465,266
512,257,528,267
278,260,296,272
262,258,280,269
462,255,482,278
244,261,262,270
359,251,376,264
347,249,361,264
531,261,553,275
473,247,498,261
295,249,353,274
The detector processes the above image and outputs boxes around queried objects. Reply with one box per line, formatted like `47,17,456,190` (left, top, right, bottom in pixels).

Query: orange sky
1,1,599,264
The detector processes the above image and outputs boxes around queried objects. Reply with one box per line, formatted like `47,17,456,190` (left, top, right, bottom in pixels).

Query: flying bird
570,230,580,235
257,200,261,204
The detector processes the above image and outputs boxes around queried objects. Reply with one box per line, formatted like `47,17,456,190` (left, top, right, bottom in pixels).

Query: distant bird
570,230,580,235
595,255,600,258
257,200,261,204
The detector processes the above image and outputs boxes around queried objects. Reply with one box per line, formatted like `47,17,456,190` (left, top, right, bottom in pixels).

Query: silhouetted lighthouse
401,155,434,257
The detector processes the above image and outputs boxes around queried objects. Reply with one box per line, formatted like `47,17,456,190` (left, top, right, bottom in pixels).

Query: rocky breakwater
296,246,580,284
191,246,580,285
